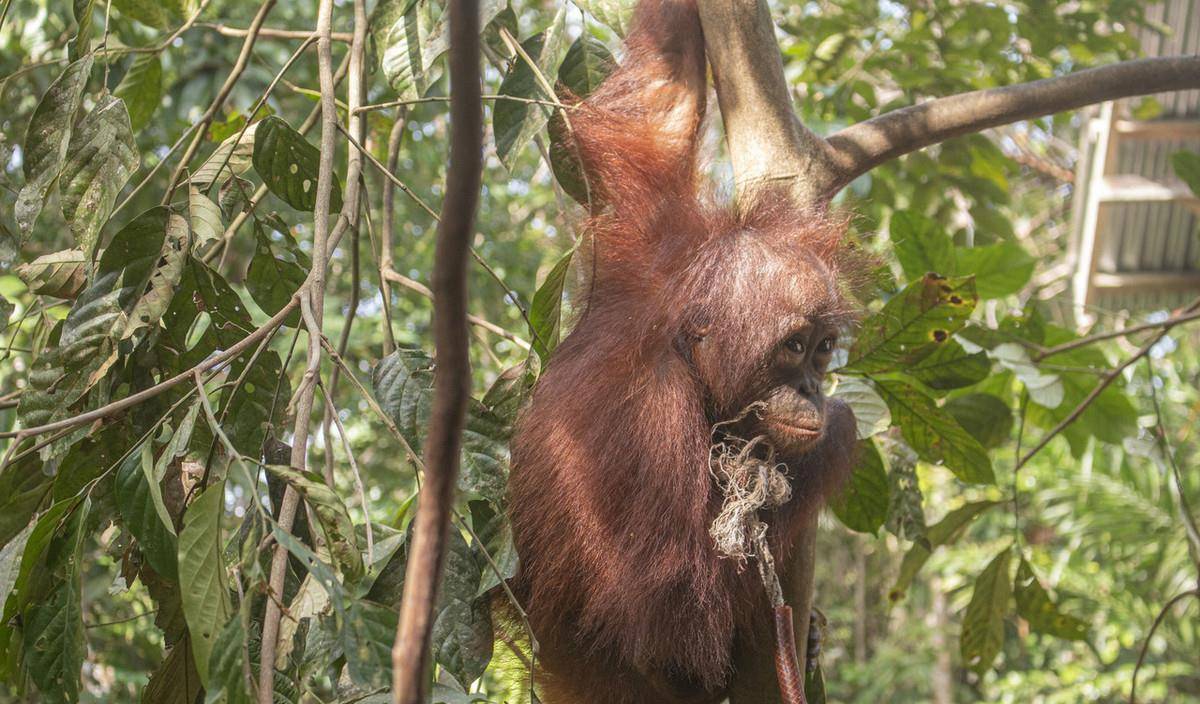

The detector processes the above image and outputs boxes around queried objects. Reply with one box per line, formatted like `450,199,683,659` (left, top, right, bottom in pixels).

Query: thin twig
379,109,407,356
1034,308,1200,362
353,93,570,115
382,268,529,349
197,22,352,42
1129,589,1200,704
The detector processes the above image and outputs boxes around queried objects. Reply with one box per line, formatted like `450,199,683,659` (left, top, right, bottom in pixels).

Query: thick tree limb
390,0,482,702
826,55,1200,194
697,0,1200,208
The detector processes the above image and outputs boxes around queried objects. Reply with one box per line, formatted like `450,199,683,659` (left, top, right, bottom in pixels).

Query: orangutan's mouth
762,416,824,445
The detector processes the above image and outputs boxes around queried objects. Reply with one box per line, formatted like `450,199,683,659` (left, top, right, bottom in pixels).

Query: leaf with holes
1014,558,1088,641
60,94,139,257
178,484,229,685
961,545,1012,674
115,441,178,581
191,122,258,189
16,55,93,238
114,53,162,131
830,439,889,534
253,116,343,212
18,208,181,428
844,274,976,374
16,249,87,298
889,500,999,603
549,35,615,205
906,339,990,391
528,246,574,363
246,221,308,326
372,348,511,506
122,209,190,341
493,10,568,170
874,377,994,484
266,464,363,582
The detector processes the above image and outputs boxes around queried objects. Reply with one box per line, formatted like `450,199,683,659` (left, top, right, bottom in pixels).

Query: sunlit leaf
844,274,976,374
906,339,990,391
1171,151,1200,197
874,377,995,484
956,241,1036,300
189,186,224,253
830,376,890,439
574,0,635,35
892,211,955,282
122,208,190,341
191,122,258,189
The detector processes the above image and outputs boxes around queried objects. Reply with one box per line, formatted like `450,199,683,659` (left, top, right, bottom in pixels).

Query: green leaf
844,274,976,374
189,186,224,253
431,528,493,688
575,0,635,36
143,639,202,704
205,617,251,704
0,293,11,328
265,464,364,582
528,247,574,363
956,241,1036,299
15,249,87,298
178,484,230,685
373,348,511,506
112,0,170,28
493,12,569,170
884,448,925,543
191,122,258,188
961,545,1013,674
60,94,140,257
906,339,990,391
889,500,999,603
944,393,1012,449
115,441,179,580
245,222,309,326
0,519,35,606
16,55,93,238
829,439,889,534
21,503,87,704
372,0,431,100
113,53,163,131
0,451,54,548
252,115,343,212
891,211,956,282
122,208,190,341
548,36,614,204
874,377,995,484
469,500,518,597
1171,151,1200,197
6,499,76,621
71,0,97,59
481,358,538,426
1014,558,1088,641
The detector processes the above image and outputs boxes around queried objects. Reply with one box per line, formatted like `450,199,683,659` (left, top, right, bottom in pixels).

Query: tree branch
390,0,482,701
826,55,1200,194
257,0,338,697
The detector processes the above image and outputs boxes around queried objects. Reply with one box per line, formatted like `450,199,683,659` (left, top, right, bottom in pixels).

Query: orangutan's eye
785,336,806,355
817,336,837,354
